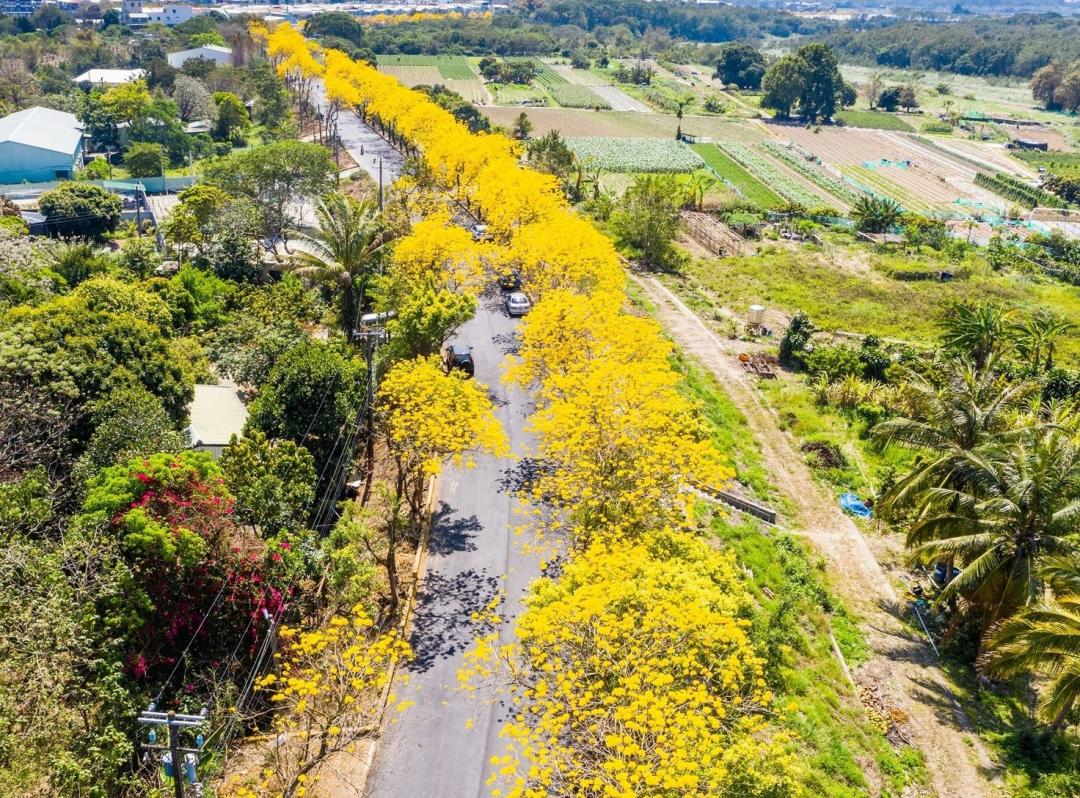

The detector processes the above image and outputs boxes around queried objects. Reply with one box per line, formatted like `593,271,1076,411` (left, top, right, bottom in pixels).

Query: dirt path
632,274,1000,798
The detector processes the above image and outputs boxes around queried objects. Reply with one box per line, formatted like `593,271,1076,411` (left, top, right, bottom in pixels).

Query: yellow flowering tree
462,530,801,798
243,605,411,798
376,356,508,610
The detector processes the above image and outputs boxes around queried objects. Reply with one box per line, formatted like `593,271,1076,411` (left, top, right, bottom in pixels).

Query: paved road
314,88,542,796
312,79,405,193
365,289,539,797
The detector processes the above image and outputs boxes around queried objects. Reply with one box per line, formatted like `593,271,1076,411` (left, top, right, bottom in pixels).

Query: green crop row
719,142,827,209
690,144,784,209
974,172,1068,209
760,141,865,207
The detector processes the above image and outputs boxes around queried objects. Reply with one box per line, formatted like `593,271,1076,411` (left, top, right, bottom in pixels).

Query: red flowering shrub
76,451,304,685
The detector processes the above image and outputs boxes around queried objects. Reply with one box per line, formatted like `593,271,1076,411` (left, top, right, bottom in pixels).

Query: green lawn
691,143,784,208
835,110,914,132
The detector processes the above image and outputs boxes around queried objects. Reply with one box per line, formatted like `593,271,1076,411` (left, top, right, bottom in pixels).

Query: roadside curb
357,472,438,796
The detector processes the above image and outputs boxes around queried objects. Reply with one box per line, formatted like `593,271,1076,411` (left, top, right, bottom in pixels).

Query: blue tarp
840,492,872,518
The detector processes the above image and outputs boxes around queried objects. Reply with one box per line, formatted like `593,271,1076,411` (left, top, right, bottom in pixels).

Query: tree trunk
1049,694,1075,733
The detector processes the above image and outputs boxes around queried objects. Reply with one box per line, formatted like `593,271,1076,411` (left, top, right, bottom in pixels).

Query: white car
506,292,532,317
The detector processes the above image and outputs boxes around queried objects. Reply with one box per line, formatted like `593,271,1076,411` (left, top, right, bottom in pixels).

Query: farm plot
548,84,609,109
718,142,829,208
591,85,652,113
479,107,763,140
378,64,444,86
551,64,607,86
566,137,702,172
760,141,864,208
773,124,1008,213
376,54,476,79
443,78,490,104
692,143,783,208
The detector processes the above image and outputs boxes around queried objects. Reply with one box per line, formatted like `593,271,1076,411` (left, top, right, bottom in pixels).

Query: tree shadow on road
497,457,552,496
405,566,501,673
428,502,482,556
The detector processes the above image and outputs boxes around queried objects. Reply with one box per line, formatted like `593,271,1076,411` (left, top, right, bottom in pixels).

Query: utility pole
137,705,209,798
356,311,394,505
378,156,383,209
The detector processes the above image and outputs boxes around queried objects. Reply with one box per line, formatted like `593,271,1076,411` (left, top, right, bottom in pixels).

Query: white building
167,44,234,69
121,0,195,27
72,68,147,87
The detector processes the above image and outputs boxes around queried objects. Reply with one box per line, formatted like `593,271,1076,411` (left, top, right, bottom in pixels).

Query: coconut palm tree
1013,309,1075,375
872,356,1037,515
288,193,392,341
984,556,1080,731
941,302,1014,369
905,430,1080,629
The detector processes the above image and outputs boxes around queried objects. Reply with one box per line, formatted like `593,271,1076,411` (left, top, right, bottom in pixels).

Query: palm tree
873,357,1037,515
905,430,1080,629
941,303,1015,369
851,195,902,234
288,193,392,341
984,556,1080,731
1013,309,1075,375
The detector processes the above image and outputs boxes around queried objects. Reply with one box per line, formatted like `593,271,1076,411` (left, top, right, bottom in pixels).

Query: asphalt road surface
308,87,541,795
365,289,540,797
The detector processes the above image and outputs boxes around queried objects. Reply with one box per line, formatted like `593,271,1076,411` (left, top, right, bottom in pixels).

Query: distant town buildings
121,0,196,27
0,107,84,184
0,0,43,15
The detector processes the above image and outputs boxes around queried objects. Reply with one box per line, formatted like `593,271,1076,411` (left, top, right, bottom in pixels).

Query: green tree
610,174,686,268
525,130,577,197
985,556,1080,730
1013,309,1075,375
100,79,152,124
713,42,766,90
778,310,814,364
220,429,316,535
851,194,902,234
872,357,1035,515
246,340,366,489
512,111,533,141
760,54,805,119
906,430,1080,632
39,183,122,239
118,235,163,279
941,303,1014,369
381,279,476,361
287,193,392,340
74,384,185,483
189,30,226,47
0,277,193,442
795,43,849,122
212,90,248,141
205,140,336,242
123,141,166,178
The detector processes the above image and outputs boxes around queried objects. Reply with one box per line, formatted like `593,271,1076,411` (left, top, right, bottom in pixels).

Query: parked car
443,343,475,377
497,270,521,292
506,291,532,317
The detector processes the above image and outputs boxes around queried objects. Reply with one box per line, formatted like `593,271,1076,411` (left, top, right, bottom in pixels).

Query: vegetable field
761,141,864,207
834,110,914,132
566,137,702,172
691,144,783,208
376,54,476,80
549,84,609,109
718,143,828,208
974,172,1068,209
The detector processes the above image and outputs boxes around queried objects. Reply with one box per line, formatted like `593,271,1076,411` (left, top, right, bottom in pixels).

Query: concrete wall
0,140,81,183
